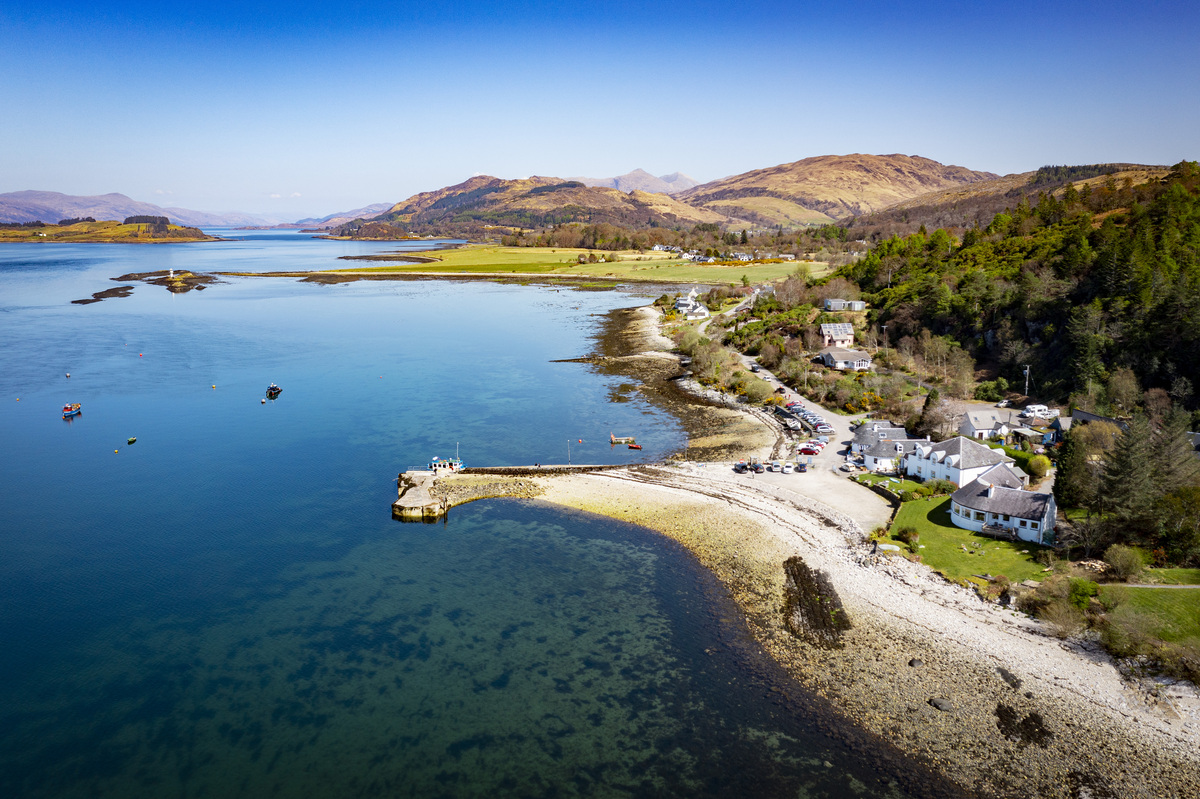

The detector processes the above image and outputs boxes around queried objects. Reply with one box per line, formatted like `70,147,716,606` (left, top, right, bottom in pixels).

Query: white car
770,460,782,471
782,462,795,474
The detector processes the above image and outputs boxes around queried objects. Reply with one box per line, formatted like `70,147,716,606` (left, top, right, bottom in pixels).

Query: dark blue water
0,234,923,798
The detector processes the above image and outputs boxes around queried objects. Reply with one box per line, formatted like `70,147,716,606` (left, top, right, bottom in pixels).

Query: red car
798,446,821,456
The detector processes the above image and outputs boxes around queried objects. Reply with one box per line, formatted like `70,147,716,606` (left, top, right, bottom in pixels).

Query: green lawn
1104,587,1200,644
856,474,922,494
1141,568,1200,586
890,497,1050,584
331,245,827,284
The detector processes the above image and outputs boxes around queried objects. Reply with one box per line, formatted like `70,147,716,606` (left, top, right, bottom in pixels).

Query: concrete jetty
393,464,632,521
392,471,447,520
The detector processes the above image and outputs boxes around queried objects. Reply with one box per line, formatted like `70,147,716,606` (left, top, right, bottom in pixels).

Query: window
974,512,985,521
1002,514,1010,521
1019,520,1027,527
1030,521,1039,530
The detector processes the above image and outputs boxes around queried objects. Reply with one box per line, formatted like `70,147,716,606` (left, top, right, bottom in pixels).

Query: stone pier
392,471,447,520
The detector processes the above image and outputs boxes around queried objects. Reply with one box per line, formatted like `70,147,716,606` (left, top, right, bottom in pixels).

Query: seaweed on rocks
994,703,1054,747
781,556,851,649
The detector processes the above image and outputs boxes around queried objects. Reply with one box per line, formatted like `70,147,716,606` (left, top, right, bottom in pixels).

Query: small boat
265,383,282,400
127,437,137,445
62,403,81,419
428,456,465,473
627,443,642,450
610,432,636,444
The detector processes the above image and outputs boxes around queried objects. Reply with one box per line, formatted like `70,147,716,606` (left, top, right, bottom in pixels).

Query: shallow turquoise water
0,233,928,798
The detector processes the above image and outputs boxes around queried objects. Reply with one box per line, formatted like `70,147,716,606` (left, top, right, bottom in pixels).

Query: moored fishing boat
265,383,282,399
62,403,81,419
627,443,642,450
428,456,465,473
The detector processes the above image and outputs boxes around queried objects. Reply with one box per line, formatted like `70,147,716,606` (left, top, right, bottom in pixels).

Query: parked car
797,463,808,473
996,399,1011,408
733,461,748,473
770,460,782,471
749,364,761,372
816,425,835,434
782,462,795,474
752,462,765,473
798,446,821,456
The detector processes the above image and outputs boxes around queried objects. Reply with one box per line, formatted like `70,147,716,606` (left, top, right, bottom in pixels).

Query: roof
853,423,908,447
952,474,1052,520
819,347,871,361
1051,416,1073,431
1072,409,1129,431
820,322,854,338
974,463,1027,489
962,410,1015,432
865,438,924,458
912,436,1012,470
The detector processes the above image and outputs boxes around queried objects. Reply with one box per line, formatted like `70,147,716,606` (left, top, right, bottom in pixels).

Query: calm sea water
0,232,923,798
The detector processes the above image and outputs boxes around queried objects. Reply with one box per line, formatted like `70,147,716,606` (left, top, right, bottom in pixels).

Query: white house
852,421,909,453
673,289,709,320
823,298,867,312
902,436,1014,487
818,347,872,371
959,409,1018,441
949,464,1055,545
863,438,924,474
819,322,855,348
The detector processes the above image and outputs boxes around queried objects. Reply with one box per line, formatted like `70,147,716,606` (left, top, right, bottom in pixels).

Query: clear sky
2,0,1197,220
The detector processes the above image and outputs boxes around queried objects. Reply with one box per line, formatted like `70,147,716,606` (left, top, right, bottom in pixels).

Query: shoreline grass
326,245,828,285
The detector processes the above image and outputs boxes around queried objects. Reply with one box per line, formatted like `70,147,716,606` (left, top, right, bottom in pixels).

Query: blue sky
2,1,1197,219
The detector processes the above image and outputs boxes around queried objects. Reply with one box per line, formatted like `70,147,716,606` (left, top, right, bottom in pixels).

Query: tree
1099,416,1156,539
1053,429,1096,510
1106,367,1141,413
1028,454,1051,480
1152,407,1200,497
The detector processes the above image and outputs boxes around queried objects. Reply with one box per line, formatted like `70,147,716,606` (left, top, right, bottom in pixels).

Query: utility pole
567,438,571,466
1024,365,1030,397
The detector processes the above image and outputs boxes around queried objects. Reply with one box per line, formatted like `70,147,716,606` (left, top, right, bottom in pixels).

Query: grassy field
333,245,828,285
1141,568,1200,585
890,497,1050,584
1104,587,1200,644
856,474,922,493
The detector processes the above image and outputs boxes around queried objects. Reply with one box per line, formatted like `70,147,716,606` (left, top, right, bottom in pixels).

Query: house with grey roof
673,288,709,320
959,409,1019,441
950,464,1055,544
819,322,855,348
902,435,1013,487
818,347,872,371
851,421,908,453
824,298,866,312
863,438,924,474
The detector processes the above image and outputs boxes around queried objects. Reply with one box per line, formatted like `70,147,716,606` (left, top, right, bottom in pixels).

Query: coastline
434,302,1200,798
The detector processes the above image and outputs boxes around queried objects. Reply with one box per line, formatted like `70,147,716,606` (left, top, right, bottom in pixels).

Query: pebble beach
433,303,1200,798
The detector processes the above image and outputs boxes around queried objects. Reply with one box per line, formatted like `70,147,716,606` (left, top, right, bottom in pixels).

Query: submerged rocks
781,556,851,649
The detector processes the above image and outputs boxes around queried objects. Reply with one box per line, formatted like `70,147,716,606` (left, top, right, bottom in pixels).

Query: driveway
729,358,891,532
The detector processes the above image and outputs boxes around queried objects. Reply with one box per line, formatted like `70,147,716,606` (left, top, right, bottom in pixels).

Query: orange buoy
114,449,119,453
212,385,216,389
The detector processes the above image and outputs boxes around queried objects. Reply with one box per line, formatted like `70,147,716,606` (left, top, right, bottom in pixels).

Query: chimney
987,484,995,498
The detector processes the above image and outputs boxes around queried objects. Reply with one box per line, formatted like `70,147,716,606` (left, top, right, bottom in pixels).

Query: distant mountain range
353,154,1003,235
4,153,1046,239
0,191,276,228
567,169,699,195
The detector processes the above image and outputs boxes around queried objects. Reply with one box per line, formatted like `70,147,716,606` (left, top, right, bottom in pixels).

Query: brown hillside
843,164,1170,239
372,175,731,235
677,153,998,225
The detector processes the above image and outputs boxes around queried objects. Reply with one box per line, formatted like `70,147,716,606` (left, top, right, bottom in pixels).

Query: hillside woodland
840,162,1200,411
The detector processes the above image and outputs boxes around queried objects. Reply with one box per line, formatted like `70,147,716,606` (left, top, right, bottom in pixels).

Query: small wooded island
0,215,215,242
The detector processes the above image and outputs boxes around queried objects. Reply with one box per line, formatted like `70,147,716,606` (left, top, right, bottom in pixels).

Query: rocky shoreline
430,301,1199,798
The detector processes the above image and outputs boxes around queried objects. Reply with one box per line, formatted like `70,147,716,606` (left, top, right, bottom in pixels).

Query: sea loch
0,232,925,798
